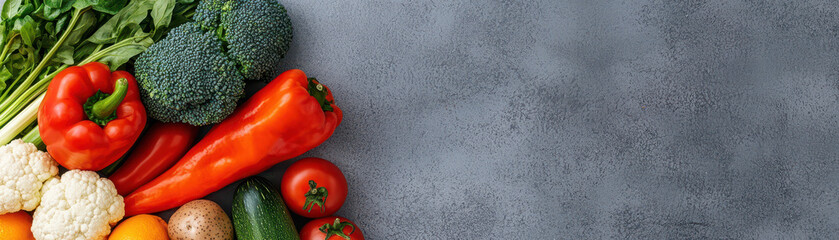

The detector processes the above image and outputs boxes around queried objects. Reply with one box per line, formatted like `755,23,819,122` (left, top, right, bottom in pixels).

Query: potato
168,199,234,240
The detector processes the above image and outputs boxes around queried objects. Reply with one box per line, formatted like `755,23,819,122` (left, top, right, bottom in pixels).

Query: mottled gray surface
199,0,839,239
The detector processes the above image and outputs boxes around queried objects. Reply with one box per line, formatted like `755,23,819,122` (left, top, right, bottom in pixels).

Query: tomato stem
303,180,329,213
319,218,355,240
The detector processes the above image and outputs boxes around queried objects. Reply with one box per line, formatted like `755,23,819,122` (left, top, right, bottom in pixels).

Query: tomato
301,216,364,240
281,157,348,218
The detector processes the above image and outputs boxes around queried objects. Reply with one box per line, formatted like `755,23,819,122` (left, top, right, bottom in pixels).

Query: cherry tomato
281,157,348,218
301,216,364,240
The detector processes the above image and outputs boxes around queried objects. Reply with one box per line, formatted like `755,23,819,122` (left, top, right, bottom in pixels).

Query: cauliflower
0,139,59,214
31,170,124,240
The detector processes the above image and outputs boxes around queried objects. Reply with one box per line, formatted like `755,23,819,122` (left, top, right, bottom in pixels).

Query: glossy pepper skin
124,69,342,215
109,122,200,195
39,62,146,171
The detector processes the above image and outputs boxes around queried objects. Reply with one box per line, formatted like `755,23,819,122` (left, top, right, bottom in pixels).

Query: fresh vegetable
0,0,198,145
133,23,245,126
109,121,199,195
134,0,293,126
301,217,364,240
38,62,146,171
282,157,348,218
232,176,299,240
124,69,342,216
31,170,124,240
0,211,35,240
109,214,169,240
168,199,234,240
0,139,58,214
192,0,293,80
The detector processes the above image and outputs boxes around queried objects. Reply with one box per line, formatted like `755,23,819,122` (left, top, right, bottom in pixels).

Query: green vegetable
133,23,245,126
193,0,293,80
0,0,198,145
232,176,299,240
134,0,293,126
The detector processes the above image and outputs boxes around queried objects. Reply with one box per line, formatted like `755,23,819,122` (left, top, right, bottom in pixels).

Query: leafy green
0,0,198,145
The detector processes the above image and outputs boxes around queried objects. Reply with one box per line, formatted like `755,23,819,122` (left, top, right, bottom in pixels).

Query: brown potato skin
168,199,234,240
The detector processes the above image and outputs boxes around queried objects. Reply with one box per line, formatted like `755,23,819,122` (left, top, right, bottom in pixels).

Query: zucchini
233,176,300,240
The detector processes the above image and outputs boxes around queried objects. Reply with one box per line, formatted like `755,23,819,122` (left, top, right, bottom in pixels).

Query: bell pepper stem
307,78,334,112
92,78,128,119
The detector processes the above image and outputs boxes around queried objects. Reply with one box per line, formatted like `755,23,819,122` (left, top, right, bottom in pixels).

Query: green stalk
0,7,88,126
0,67,30,100
0,66,65,125
0,33,19,64
21,125,43,149
0,93,42,145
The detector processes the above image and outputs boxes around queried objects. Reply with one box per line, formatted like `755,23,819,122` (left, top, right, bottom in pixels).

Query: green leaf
50,45,74,64
64,10,96,46
72,41,97,61
54,13,69,35
13,16,35,46
0,67,12,91
74,0,127,14
151,0,175,31
43,0,75,20
86,0,152,44
95,37,153,70
2,0,22,20
44,0,65,8
15,4,35,18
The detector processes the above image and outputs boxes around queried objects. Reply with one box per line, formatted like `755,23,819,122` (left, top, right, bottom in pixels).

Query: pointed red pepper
124,69,341,216
38,62,146,171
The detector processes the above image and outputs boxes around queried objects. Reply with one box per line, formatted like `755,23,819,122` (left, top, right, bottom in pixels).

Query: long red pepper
109,122,200,195
124,69,342,215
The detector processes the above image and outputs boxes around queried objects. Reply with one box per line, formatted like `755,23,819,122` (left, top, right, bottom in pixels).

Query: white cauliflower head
31,170,124,240
0,139,59,214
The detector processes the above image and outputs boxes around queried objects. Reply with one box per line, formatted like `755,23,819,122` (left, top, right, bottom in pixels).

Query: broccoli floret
134,23,245,126
192,0,229,30
194,0,293,80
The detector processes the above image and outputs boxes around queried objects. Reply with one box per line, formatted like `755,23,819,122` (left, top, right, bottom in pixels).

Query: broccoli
194,0,293,80
134,0,293,126
134,23,245,126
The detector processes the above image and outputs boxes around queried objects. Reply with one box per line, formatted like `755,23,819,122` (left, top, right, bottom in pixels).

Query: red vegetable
38,62,146,170
282,157,348,218
109,122,200,195
124,69,342,216
301,216,364,240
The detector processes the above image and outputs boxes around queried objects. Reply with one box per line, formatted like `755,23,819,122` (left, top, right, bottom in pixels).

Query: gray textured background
193,0,839,239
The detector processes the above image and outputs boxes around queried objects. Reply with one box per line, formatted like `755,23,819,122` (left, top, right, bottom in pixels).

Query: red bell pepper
38,62,146,171
109,121,199,195
124,69,342,216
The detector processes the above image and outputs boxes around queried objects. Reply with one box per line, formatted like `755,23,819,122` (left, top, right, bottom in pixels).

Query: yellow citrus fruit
0,211,35,240
109,214,169,240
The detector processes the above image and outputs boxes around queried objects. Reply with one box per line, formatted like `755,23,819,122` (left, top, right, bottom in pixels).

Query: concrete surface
193,0,839,239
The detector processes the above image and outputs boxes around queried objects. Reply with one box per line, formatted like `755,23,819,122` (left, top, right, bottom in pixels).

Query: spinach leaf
96,37,153,70
2,0,22,20
13,16,35,46
50,45,74,65
74,0,127,15
43,0,75,20
151,0,175,31
87,0,153,44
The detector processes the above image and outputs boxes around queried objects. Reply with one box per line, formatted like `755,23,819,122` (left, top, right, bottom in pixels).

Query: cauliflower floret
31,170,124,240
0,139,59,214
